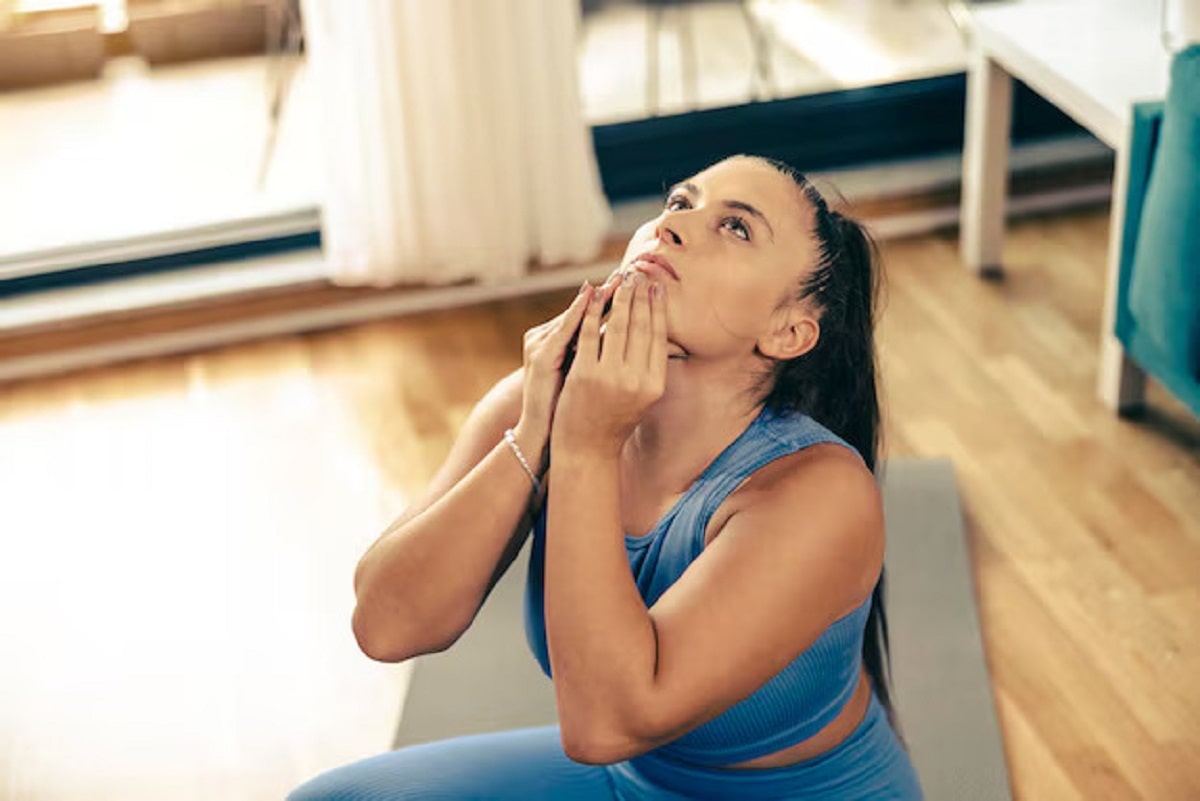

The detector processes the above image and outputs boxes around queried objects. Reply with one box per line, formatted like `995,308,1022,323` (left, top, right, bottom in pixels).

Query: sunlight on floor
759,2,904,84
756,0,966,87
0,360,413,799
0,54,320,261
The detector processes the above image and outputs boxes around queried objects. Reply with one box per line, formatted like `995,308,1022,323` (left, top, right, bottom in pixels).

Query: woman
290,155,924,799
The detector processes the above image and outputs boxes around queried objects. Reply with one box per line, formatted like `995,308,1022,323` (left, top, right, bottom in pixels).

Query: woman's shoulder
714,433,883,599
739,435,873,500
724,408,877,521
757,407,862,461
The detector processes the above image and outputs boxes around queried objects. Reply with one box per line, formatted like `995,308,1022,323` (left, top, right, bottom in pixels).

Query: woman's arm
546,445,883,764
356,279,607,663
352,368,546,663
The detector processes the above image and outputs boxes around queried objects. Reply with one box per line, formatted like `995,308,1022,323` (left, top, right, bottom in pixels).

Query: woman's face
612,156,821,364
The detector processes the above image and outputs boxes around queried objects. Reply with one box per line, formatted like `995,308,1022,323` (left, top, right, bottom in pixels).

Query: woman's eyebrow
724,200,775,241
668,181,776,241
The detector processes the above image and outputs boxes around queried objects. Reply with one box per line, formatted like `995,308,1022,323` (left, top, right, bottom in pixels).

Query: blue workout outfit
289,406,924,799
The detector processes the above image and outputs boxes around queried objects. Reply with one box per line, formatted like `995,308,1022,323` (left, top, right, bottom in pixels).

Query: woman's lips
630,258,677,283
633,263,672,283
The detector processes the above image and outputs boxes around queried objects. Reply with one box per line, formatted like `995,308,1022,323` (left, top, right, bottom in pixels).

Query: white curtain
300,0,611,287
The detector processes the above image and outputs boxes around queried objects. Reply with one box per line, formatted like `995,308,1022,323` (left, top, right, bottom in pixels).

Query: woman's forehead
688,158,811,224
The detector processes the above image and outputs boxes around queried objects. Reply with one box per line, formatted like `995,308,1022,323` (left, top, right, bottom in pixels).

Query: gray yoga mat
394,458,1012,801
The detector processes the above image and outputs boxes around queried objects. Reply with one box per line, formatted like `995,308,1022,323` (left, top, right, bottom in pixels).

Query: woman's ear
757,310,819,361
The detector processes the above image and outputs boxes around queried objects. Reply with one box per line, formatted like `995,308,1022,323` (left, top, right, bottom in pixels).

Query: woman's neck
622,358,765,496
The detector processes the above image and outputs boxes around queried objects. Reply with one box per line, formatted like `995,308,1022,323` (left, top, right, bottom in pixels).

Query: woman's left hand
552,272,669,457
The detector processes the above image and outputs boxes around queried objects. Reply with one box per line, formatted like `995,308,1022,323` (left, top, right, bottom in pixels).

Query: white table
959,0,1171,411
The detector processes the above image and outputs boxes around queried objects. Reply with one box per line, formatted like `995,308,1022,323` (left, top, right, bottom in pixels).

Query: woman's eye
722,217,751,241
663,196,749,241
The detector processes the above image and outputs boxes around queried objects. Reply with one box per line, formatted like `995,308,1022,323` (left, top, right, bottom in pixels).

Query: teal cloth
1126,44,1200,381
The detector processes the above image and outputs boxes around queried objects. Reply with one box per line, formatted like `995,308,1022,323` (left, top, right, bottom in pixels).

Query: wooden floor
1,206,1198,799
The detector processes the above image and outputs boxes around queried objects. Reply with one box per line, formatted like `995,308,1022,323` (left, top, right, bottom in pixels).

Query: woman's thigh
287,725,616,801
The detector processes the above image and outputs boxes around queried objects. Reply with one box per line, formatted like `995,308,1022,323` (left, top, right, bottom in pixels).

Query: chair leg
646,5,663,116
678,4,698,109
740,0,774,100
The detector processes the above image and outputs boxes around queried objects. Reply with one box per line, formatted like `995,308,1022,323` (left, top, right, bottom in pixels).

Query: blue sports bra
522,405,875,766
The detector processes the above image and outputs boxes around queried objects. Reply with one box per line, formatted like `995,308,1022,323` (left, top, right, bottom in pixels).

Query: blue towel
1127,44,1200,380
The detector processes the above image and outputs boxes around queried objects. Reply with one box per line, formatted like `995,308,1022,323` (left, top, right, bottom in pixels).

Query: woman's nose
656,220,683,247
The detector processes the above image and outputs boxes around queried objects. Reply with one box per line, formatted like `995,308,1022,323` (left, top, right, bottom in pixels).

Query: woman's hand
517,277,622,449
552,272,668,457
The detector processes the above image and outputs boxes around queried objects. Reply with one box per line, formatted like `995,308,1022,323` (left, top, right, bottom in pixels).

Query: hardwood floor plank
977,537,1154,800
993,688,1087,801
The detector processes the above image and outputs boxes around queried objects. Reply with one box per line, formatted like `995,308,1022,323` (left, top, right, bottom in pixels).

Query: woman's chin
597,312,687,360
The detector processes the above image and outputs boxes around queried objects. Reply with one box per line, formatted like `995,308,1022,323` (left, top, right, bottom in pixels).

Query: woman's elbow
559,720,645,765
351,605,407,662
351,603,461,663
560,731,614,765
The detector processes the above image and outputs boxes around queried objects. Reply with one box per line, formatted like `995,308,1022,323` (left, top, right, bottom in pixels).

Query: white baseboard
0,207,321,283
0,261,618,384
868,182,1111,241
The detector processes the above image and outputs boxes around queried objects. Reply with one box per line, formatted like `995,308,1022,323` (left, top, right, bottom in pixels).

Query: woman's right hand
517,275,622,449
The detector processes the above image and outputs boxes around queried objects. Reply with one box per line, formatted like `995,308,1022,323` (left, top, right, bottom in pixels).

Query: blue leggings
287,691,923,800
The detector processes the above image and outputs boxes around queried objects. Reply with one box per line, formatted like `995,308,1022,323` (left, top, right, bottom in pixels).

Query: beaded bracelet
503,428,541,495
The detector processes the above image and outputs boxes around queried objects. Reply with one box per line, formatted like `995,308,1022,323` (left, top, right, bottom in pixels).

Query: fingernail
652,283,662,299
578,281,589,295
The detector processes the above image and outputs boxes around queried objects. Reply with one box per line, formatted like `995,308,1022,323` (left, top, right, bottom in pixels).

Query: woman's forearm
545,449,658,757
352,426,547,662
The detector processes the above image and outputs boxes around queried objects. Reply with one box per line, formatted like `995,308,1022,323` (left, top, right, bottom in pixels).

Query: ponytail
755,157,900,738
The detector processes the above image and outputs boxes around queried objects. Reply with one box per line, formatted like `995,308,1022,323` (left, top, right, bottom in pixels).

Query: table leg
646,5,661,116
960,47,1013,276
1097,141,1147,412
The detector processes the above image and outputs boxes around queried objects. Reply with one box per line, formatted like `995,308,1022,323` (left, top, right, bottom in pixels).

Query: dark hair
752,156,901,738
